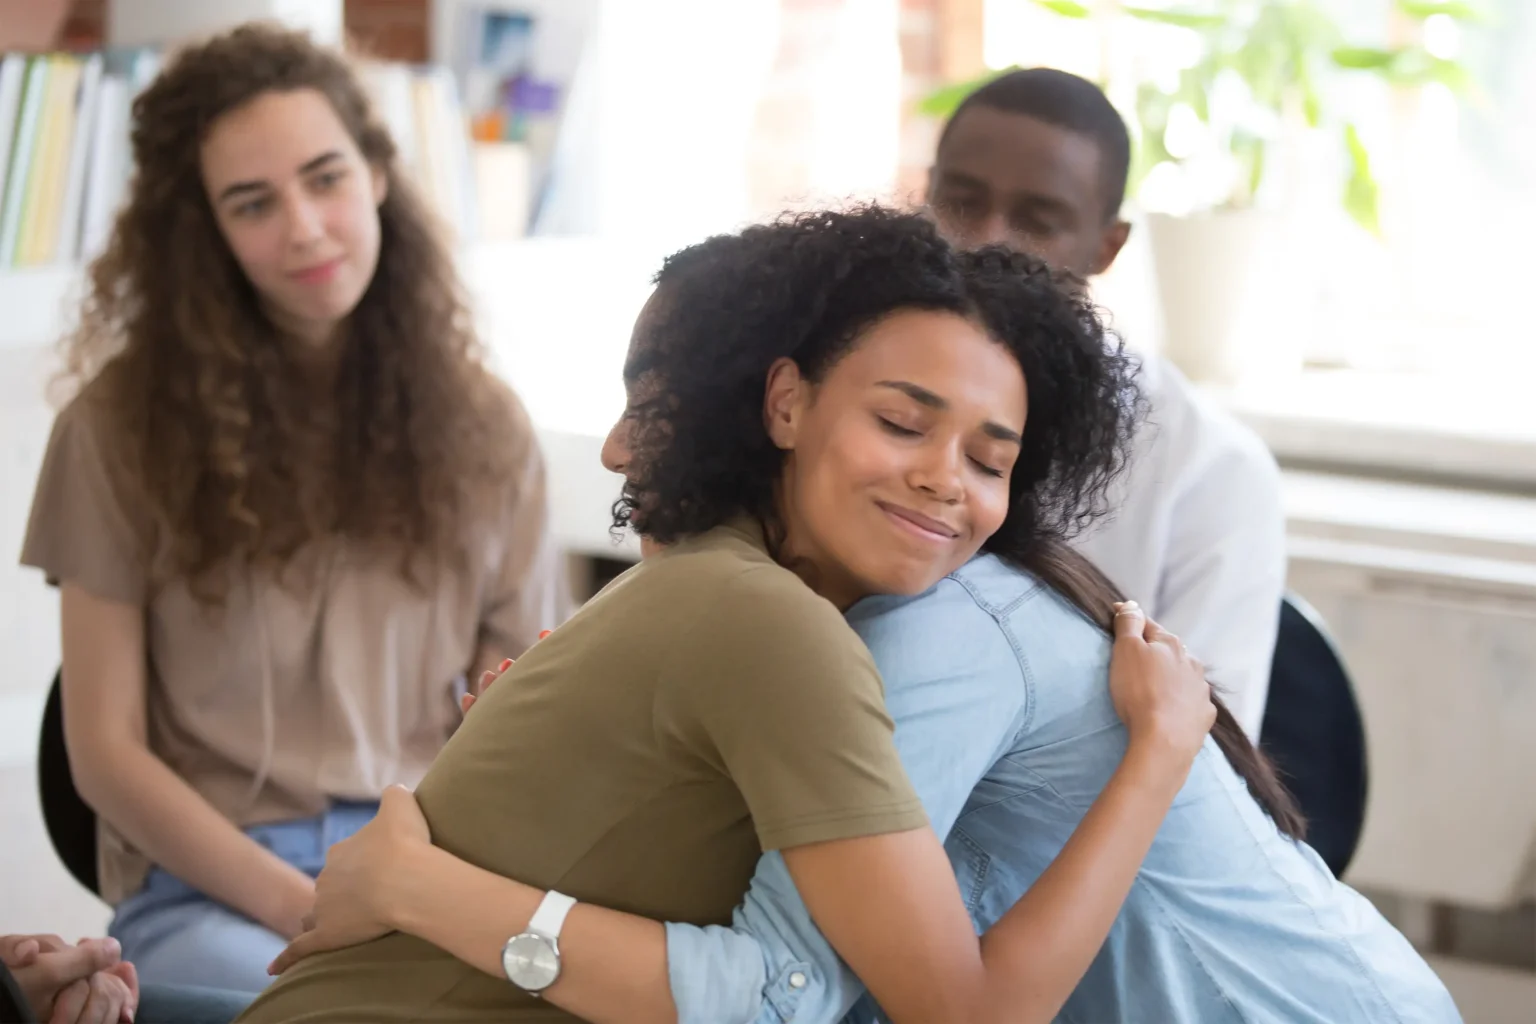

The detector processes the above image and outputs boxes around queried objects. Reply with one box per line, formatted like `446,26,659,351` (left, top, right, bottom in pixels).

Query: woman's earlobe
767,421,796,450
764,401,797,450
762,358,803,450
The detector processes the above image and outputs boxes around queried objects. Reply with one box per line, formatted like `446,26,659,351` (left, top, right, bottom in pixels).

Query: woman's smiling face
764,309,1025,608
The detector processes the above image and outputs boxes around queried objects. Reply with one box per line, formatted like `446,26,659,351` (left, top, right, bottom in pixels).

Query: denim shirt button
788,971,807,990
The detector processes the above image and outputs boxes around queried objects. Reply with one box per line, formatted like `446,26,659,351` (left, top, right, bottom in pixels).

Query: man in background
926,67,1286,738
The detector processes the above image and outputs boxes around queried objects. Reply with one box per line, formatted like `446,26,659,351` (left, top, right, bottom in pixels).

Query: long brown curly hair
61,23,519,600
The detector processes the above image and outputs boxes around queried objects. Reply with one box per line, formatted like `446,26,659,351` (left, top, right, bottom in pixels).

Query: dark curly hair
617,205,1140,556
618,205,1304,839
59,23,518,599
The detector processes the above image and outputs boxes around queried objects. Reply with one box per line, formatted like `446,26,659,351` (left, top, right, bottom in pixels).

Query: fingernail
538,630,553,640
498,658,513,671
104,937,120,956
1120,600,1140,611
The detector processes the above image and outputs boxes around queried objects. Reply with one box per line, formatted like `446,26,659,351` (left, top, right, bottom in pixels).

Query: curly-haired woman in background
260,207,1456,1024
235,205,1217,1024
19,23,567,993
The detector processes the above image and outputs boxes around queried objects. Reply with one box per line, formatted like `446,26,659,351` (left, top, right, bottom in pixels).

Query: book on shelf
447,3,587,237
0,47,158,270
0,46,483,270
0,53,46,264
56,53,103,265
0,55,29,208
20,54,83,265
357,59,480,245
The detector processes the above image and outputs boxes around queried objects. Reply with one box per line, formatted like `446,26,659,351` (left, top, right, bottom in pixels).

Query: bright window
982,0,1536,385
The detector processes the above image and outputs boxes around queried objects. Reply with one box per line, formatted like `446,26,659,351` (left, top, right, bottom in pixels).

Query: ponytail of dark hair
1015,540,1307,841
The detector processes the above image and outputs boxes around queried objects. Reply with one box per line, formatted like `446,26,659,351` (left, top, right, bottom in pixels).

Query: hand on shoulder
1108,601,1215,767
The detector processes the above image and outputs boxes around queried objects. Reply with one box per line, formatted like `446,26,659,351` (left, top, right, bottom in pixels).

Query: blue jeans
108,802,379,993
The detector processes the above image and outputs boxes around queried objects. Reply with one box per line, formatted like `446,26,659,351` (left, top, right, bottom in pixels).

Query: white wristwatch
502,890,577,996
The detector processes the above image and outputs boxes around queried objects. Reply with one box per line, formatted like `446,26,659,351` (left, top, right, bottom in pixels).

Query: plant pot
1146,208,1277,387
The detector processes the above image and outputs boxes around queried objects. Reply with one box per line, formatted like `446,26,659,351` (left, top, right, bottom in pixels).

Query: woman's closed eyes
875,414,1010,479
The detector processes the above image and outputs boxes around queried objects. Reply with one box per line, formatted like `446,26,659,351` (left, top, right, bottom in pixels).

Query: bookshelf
0,0,588,281
0,49,486,275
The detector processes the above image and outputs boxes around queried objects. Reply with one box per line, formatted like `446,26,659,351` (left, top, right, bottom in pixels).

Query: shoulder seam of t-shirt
648,552,781,751
20,398,151,601
648,554,856,768
663,555,823,639
672,559,851,668
714,559,839,616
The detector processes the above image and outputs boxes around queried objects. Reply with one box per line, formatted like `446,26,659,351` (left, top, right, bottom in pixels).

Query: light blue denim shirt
664,554,1460,1024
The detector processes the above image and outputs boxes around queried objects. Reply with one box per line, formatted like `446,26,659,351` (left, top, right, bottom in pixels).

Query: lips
877,501,960,542
288,257,344,284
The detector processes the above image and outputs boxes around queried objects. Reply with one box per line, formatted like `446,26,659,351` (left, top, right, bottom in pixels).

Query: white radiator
1283,472,1536,910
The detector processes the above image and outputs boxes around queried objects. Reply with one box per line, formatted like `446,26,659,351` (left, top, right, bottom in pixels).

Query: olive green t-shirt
238,521,926,1023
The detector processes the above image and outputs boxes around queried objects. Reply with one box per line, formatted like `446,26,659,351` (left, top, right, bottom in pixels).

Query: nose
910,439,964,503
966,212,1013,250
285,193,325,249
601,417,632,476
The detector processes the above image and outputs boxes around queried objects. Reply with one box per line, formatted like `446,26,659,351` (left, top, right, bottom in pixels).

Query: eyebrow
1012,191,1076,219
875,380,1022,444
937,169,1075,220
934,169,989,193
216,150,345,203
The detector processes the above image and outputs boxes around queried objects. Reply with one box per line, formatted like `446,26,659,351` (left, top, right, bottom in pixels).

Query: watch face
503,932,560,992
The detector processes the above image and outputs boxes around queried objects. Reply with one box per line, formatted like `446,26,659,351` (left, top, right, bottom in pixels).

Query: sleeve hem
756,802,929,851
18,557,146,606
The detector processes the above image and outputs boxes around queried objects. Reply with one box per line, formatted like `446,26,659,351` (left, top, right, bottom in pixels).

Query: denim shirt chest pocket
945,763,1052,929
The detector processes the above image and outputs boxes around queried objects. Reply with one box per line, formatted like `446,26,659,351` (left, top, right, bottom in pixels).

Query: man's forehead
937,107,1104,196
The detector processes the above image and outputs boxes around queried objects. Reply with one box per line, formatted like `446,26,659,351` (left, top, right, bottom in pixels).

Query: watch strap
527,890,576,939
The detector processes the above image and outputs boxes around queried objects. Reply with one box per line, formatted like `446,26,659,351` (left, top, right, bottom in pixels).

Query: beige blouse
20,386,570,904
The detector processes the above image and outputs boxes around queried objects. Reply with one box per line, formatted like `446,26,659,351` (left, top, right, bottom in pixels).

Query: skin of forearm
970,739,1188,1024
74,737,314,938
391,842,676,1024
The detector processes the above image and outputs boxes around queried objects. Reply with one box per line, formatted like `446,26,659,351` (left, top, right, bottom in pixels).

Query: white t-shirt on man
1073,354,1286,740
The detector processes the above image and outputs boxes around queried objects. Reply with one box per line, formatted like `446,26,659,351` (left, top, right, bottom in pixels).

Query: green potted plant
920,0,1481,384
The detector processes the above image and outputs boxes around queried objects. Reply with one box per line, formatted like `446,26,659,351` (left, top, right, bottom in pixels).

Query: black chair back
1260,594,1369,878
0,959,39,1023
38,669,100,895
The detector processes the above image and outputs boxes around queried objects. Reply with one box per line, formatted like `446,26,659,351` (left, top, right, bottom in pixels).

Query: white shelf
1209,374,1536,490
0,264,80,352
107,0,342,48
